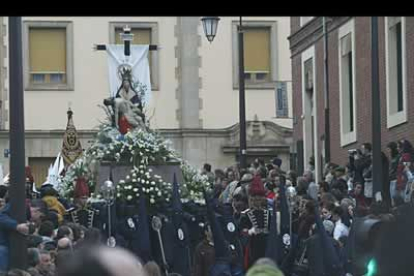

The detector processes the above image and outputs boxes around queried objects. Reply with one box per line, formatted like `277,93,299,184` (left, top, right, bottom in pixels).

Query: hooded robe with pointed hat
310,206,344,276
118,195,152,263
168,174,191,276
204,190,233,276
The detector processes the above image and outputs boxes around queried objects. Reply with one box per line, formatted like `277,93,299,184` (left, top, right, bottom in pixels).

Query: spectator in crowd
0,200,30,272
56,225,74,242
201,163,215,184
331,206,349,241
36,250,54,276
348,144,372,196
395,139,414,205
387,141,400,207
38,221,56,245
331,166,348,195
192,224,215,276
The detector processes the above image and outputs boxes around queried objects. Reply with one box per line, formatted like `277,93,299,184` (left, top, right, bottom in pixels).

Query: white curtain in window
106,45,152,106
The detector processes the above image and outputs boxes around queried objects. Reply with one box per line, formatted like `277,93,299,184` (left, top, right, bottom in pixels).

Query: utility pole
323,17,331,164
8,16,27,269
371,17,383,200
238,16,247,169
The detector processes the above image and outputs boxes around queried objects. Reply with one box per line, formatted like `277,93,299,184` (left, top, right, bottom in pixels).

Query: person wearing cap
239,175,270,269
65,177,100,229
25,166,40,200
272,157,282,170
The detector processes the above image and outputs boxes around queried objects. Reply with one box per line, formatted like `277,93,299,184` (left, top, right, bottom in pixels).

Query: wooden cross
94,25,158,54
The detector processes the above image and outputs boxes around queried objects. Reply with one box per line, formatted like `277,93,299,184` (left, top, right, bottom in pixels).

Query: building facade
290,16,414,182
0,16,293,183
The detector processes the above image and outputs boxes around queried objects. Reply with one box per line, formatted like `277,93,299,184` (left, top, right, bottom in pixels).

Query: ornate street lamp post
201,16,247,168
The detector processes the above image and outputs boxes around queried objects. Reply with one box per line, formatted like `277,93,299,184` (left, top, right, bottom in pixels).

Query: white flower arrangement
60,119,211,212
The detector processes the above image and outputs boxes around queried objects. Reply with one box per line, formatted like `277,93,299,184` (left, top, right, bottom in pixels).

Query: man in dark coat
65,177,101,229
306,221,342,276
348,144,372,192
217,203,244,275
239,175,270,269
0,200,30,272
193,222,216,276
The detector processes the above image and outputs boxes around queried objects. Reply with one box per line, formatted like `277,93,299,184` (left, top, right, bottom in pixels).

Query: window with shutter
29,27,67,85
244,27,271,83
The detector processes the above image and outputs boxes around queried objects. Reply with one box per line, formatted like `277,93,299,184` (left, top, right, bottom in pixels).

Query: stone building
0,16,293,183
290,16,414,182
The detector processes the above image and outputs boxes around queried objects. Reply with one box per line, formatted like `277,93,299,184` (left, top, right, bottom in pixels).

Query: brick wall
291,16,414,169
292,55,302,143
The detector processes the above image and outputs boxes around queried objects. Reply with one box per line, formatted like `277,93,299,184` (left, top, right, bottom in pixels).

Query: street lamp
201,17,220,43
201,16,247,168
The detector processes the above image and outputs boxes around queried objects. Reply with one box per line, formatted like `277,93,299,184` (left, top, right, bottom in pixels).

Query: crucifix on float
94,25,158,55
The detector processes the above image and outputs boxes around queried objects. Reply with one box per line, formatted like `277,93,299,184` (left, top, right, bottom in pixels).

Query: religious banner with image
62,109,83,166
106,45,152,107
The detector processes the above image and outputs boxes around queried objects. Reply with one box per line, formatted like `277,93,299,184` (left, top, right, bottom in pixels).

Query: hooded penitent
136,195,152,263
170,174,191,276
314,206,344,276
42,153,65,192
265,201,279,264
204,191,232,276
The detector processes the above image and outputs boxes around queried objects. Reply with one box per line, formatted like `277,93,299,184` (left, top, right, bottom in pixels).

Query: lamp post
371,17,383,201
9,16,27,270
323,17,331,165
202,16,247,168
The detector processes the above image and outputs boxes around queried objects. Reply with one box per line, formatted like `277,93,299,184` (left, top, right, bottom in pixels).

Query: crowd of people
1,138,414,276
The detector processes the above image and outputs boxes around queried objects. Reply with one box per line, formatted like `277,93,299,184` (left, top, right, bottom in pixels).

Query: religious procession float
37,28,214,274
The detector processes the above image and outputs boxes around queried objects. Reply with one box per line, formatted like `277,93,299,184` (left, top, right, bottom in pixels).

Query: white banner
106,45,151,106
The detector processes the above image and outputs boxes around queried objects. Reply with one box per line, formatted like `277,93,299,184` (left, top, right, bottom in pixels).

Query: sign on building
276,81,289,118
